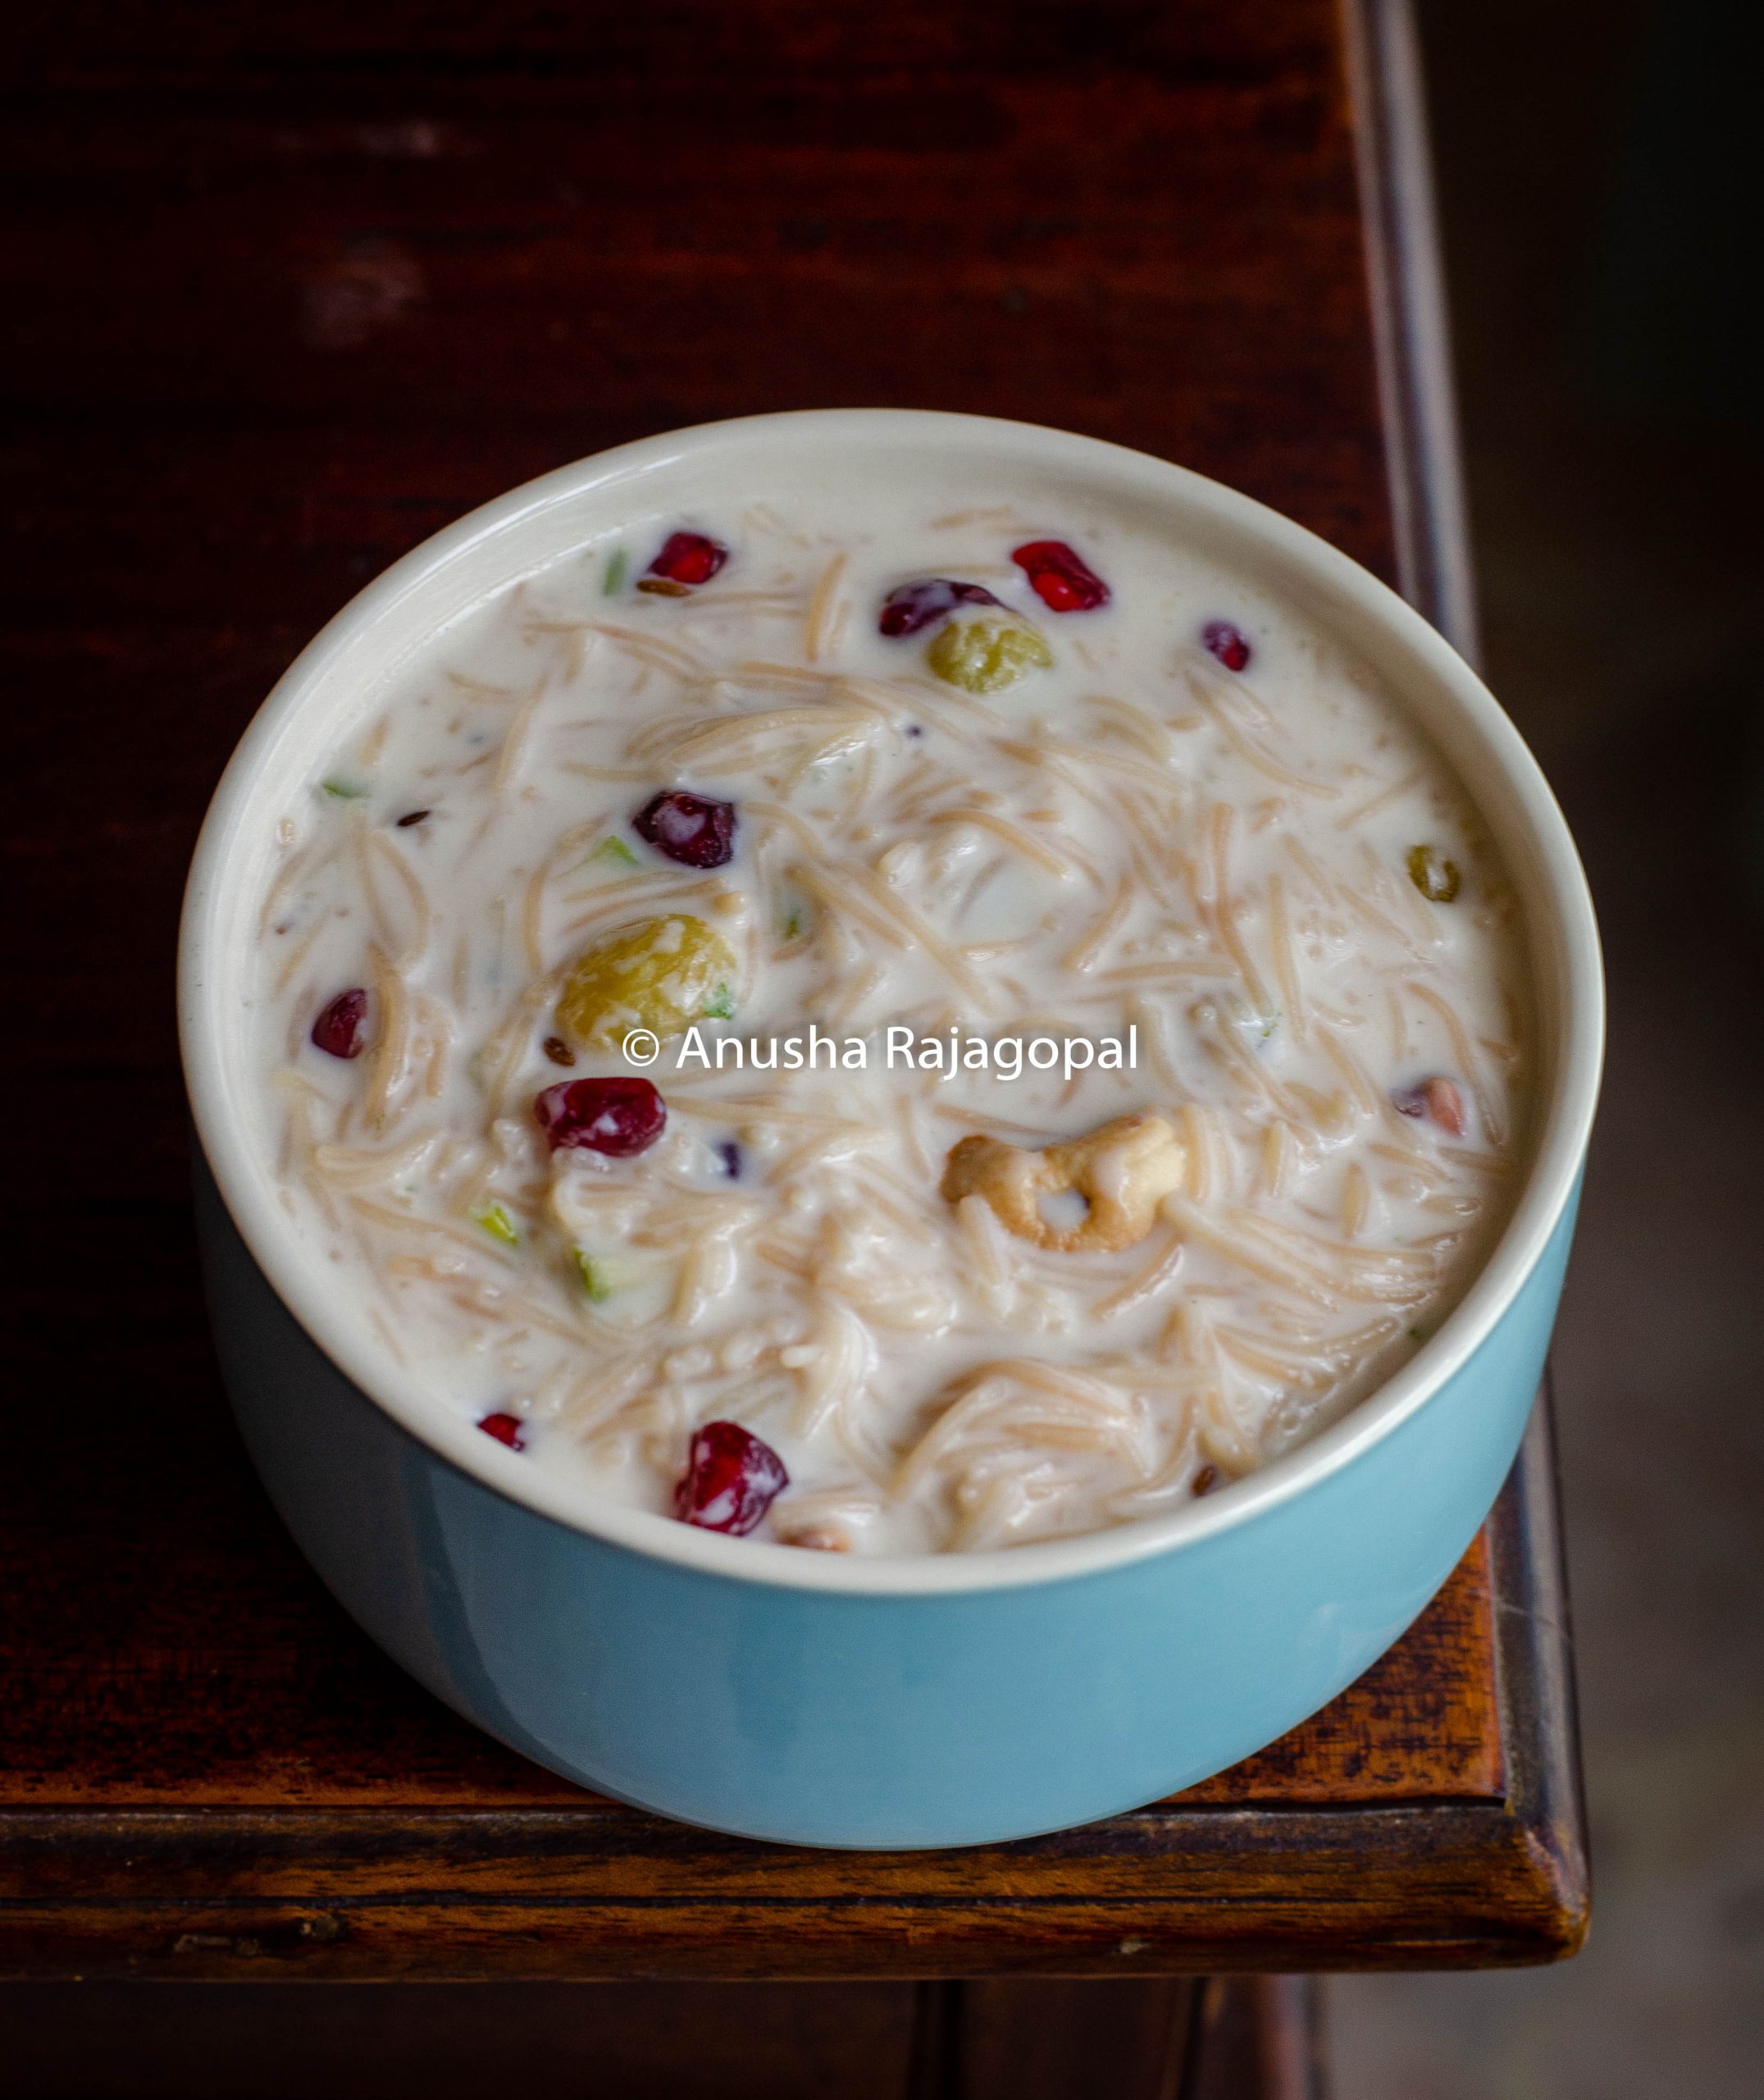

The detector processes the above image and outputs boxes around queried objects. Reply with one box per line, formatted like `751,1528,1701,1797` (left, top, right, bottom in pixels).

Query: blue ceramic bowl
180,412,1602,1849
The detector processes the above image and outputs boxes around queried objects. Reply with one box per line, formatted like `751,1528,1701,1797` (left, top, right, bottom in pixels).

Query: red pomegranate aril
642,531,728,590
673,1421,789,1536
1201,619,1251,672
311,987,368,1059
478,1411,526,1450
1011,539,1111,613
877,578,1001,638
633,788,737,869
1393,1075,1467,1137
535,1076,668,1157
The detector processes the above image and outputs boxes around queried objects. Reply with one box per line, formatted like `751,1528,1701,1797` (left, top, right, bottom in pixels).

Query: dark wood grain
0,1530,1499,1809
0,1975,1329,2100
0,1982,931,2100
0,0,1584,1986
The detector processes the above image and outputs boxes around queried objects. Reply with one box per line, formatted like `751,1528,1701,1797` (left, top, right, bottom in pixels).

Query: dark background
6,0,1762,2092
1336,0,1764,2090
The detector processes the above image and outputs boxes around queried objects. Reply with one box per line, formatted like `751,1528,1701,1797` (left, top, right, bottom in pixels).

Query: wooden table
0,1,1586,2089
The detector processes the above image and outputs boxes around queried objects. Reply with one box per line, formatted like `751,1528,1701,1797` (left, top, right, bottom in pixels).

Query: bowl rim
179,406,1603,1596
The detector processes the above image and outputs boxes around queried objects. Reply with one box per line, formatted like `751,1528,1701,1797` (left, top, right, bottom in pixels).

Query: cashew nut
940,1112,1187,1254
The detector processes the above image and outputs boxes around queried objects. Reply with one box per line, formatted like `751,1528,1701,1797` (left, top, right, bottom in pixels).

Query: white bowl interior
180,409,1603,1595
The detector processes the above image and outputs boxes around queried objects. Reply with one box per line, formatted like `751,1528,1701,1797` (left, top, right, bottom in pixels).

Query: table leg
910,1976,1327,2100
1178,1978,1328,2100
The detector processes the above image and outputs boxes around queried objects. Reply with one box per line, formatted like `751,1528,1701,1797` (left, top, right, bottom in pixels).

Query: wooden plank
0,1802,1575,1979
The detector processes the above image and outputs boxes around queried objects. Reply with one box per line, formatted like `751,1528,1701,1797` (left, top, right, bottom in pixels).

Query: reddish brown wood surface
0,1532,1498,1809
0,0,1584,1982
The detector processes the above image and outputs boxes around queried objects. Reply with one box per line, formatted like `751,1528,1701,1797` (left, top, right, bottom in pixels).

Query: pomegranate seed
478,1411,526,1450
1393,1075,1467,1137
877,578,1001,637
633,788,737,870
640,531,728,591
535,1075,668,1157
673,1421,789,1536
311,988,368,1059
1201,619,1251,672
1011,540,1111,613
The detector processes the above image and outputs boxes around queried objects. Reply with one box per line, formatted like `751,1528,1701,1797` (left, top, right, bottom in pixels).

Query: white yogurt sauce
248,472,1529,1554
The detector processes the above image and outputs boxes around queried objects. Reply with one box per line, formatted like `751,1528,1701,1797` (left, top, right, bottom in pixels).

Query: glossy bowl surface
180,410,1602,1847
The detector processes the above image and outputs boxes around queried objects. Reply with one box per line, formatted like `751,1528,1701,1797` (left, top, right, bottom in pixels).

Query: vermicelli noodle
247,475,1529,1553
